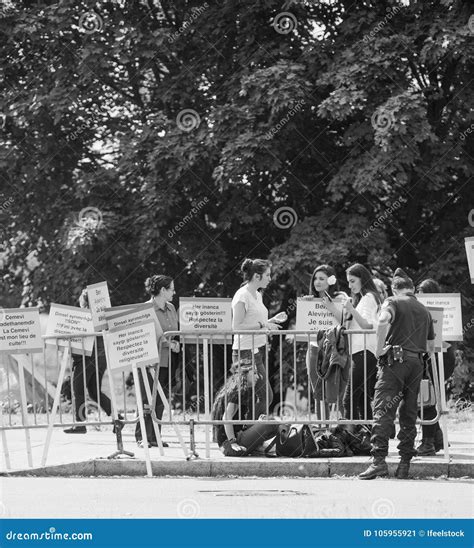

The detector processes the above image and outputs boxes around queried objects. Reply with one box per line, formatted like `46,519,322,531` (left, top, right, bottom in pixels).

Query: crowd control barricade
0,332,146,471
150,329,449,461
0,328,450,470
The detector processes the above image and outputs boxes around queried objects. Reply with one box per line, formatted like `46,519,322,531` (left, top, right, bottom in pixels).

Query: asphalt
1,418,472,479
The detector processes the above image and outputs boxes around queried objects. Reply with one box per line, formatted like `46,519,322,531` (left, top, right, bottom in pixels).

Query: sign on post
103,303,142,322
104,320,159,372
295,297,344,342
416,293,462,341
0,308,42,355
106,303,163,340
179,297,232,343
465,237,474,284
45,304,95,355
426,306,443,352
87,281,111,331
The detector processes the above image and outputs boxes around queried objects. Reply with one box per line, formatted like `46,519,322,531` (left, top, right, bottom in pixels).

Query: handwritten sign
426,306,443,352
45,303,95,355
465,237,474,284
0,308,43,355
295,297,344,342
179,298,232,343
103,303,142,322
104,320,159,371
106,303,163,342
416,293,462,341
86,281,111,331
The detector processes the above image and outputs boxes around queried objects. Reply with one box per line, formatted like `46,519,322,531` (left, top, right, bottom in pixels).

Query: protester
373,278,389,302
359,268,435,480
343,264,382,422
211,363,279,456
231,258,287,411
415,278,456,455
302,264,348,418
64,289,112,434
135,275,180,448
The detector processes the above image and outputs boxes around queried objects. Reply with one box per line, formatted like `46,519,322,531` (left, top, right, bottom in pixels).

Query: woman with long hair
343,263,381,421
135,275,180,448
232,258,287,412
304,264,348,418
211,364,279,456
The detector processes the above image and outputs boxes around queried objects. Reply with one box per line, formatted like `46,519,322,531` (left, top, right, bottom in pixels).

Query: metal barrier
0,328,450,472
150,329,449,461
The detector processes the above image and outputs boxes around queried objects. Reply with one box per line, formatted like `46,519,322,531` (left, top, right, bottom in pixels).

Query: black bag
270,424,321,458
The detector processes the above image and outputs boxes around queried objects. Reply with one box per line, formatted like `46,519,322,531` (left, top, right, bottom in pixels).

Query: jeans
231,347,273,412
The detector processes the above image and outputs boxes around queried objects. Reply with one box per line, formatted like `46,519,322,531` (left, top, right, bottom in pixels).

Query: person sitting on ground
212,364,279,456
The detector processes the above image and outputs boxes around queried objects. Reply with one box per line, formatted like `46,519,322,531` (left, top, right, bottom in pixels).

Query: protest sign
106,302,163,340
45,303,95,355
465,237,474,284
426,306,443,352
0,308,42,355
86,281,111,330
295,297,344,342
416,293,462,341
179,298,232,343
104,320,159,371
103,303,142,321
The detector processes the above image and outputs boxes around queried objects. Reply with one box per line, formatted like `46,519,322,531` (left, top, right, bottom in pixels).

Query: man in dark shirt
359,269,435,480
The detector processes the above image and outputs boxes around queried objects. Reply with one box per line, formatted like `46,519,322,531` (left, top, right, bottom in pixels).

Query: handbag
417,378,436,408
265,424,321,458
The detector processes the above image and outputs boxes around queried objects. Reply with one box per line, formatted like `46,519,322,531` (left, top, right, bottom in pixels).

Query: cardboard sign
465,237,474,284
45,303,95,355
104,320,159,371
103,303,142,321
295,297,344,342
0,307,43,355
106,303,163,341
179,298,232,343
426,306,443,352
416,293,462,341
86,281,111,330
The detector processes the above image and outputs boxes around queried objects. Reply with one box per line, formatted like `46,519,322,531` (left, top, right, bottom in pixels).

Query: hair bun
241,258,253,273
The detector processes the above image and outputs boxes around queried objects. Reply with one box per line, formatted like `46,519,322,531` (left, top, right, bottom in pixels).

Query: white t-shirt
232,285,268,351
349,293,379,355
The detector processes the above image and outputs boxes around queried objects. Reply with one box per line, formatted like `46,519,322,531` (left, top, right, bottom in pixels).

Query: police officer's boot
416,438,436,456
395,458,411,479
358,458,389,480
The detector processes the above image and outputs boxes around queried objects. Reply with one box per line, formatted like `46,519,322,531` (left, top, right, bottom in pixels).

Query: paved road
1,477,472,519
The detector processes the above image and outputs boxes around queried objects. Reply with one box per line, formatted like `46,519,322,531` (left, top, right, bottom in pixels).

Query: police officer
359,268,435,480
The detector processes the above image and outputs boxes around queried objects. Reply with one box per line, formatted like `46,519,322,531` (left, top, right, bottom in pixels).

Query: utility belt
378,345,424,367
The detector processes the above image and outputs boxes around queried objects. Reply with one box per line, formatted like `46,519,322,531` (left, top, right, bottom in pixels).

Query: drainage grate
198,490,309,496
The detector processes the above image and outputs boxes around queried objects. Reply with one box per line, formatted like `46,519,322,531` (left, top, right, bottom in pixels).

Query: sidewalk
1,419,472,479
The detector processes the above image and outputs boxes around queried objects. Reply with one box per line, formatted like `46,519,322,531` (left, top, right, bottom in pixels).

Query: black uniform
371,295,434,460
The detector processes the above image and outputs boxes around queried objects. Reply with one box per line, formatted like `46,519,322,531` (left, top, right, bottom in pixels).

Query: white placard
104,320,159,371
426,306,443,353
45,303,95,355
86,281,111,331
295,297,344,342
416,293,462,341
106,303,163,341
179,298,232,343
103,303,142,321
465,237,474,284
0,308,43,355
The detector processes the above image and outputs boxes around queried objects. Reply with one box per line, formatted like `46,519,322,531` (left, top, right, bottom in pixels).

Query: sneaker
64,426,87,434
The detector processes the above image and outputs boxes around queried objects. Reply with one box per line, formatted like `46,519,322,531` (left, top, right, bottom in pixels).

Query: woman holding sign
232,258,287,411
303,264,348,418
135,275,180,448
342,264,381,422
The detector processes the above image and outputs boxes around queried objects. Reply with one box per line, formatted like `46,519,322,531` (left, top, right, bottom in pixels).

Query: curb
1,459,472,479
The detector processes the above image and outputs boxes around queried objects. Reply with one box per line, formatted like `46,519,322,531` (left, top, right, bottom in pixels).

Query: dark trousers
135,366,170,443
371,355,423,460
236,421,280,455
343,351,377,421
72,354,112,422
